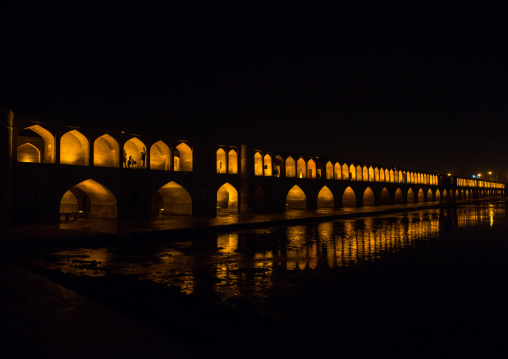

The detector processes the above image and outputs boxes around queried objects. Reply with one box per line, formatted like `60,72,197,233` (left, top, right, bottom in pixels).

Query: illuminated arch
407,188,414,203
123,137,145,169
17,125,55,163
94,134,119,168
374,167,380,182
356,165,363,181
153,181,192,215
417,188,424,202
264,154,272,176
443,189,448,200
273,155,283,177
385,169,390,182
455,189,460,199
380,187,390,204
342,163,349,180
326,161,333,179
394,188,403,203
334,162,341,180
286,156,296,177
380,168,385,182
389,169,394,183
435,189,441,201
60,130,89,166
286,185,306,209
346,164,354,180
342,186,356,206
307,159,316,178
398,171,403,183
363,187,375,205
217,183,238,213
254,152,263,175
427,188,433,201
465,189,470,199
174,142,193,171
17,143,40,163
297,158,307,178
60,179,116,219
368,167,374,181
317,186,334,208
216,148,226,174
149,141,171,170
362,166,368,181
228,149,238,174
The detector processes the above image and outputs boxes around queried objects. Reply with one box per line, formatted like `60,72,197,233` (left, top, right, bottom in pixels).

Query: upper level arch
228,149,238,174
264,154,272,176
217,148,226,174
286,156,296,178
307,159,316,178
60,130,89,166
174,142,193,171
273,155,283,177
94,134,119,168
349,165,356,181
123,137,145,169
326,161,333,179
150,141,170,171
17,125,55,163
356,165,363,181
254,152,263,176
342,164,349,180
334,163,341,180
297,158,306,178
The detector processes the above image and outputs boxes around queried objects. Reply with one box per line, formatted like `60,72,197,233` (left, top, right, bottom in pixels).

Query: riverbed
8,201,508,358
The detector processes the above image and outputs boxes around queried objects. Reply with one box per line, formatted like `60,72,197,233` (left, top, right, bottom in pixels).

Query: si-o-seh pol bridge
1,110,504,225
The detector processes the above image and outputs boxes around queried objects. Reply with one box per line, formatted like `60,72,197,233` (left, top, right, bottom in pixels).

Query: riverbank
1,198,501,248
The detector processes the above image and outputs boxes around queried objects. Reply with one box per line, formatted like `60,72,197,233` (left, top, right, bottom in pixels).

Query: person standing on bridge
140,147,146,169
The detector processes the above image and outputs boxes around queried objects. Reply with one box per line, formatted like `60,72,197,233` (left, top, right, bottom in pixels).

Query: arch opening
342,187,356,206
150,141,170,171
286,156,296,178
228,149,238,174
286,185,306,209
123,137,146,169
380,187,390,204
363,187,375,205
217,183,238,213
153,181,192,216
317,186,334,208
407,189,415,203
216,148,226,174
60,130,89,166
60,179,116,220
17,125,55,163
94,134,119,168
174,142,193,171
394,188,403,203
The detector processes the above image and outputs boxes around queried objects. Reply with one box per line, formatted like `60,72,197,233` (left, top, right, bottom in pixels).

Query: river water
12,200,508,358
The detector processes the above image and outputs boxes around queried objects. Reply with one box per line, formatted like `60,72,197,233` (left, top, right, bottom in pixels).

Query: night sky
2,2,507,178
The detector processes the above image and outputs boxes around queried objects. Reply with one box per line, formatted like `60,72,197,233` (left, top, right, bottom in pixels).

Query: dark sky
2,2,507,178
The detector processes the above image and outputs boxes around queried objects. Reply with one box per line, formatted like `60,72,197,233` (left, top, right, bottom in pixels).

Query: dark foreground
4,202,508,358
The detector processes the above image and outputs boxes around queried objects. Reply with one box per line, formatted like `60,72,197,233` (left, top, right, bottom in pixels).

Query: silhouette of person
140,147,146,168
128,156,133,168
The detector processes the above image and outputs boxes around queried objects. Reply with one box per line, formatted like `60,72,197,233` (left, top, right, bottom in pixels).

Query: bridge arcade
2,111,505,225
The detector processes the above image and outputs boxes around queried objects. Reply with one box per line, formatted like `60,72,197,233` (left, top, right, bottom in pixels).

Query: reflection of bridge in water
33,202,504,299
2,110,505,225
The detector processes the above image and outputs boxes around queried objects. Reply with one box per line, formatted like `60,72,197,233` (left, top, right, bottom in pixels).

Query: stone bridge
1,110,504,225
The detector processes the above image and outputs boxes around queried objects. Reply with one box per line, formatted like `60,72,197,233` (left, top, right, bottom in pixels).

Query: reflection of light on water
30,204,506,303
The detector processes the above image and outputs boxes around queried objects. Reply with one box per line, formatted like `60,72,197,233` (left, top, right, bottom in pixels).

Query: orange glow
297,158,307,178
317,186,334,208
286,185,306,209
342,186,356,206
286,156,296,177
150,141,170,170
217,183,238,213
60,130,89,166
94,134,119,168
